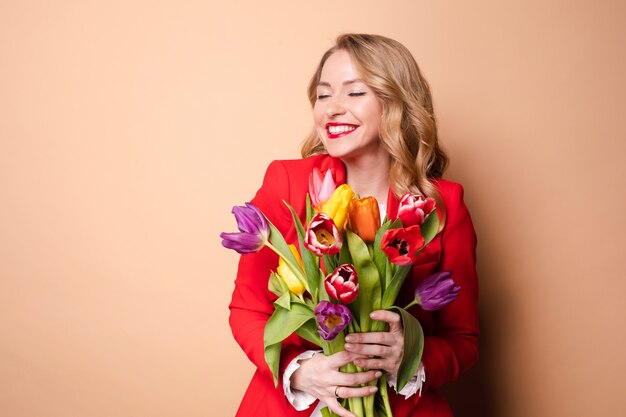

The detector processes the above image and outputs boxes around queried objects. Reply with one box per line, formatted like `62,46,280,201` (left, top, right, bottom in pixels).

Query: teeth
328,125,356,134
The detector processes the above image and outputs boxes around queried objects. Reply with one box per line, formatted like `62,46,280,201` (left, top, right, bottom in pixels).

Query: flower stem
264,242,310,292
402,299,418,310
379,374,393,417
345,361,365,417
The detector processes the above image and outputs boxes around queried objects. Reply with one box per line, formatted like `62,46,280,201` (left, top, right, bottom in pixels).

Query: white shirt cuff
282,350,322,411
386,362,426,399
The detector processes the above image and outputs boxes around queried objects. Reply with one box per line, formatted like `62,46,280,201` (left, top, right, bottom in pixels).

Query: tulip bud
304,213,342,256
381,226,425,265
397,194,436,227
220,203,270,254
348,197,380,243
320,184,355,230
314,301,352,341
325,264,359,304
308,168,337,210
414,271,460,311
276,245,305,295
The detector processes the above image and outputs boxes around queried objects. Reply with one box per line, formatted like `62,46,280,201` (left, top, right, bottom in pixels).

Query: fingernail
369,312,376,318
344,343,353,349
375,371,382,378
370,386,378,393
345,335,354,342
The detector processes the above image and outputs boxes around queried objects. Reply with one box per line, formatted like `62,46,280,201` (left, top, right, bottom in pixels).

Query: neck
342,152,391,204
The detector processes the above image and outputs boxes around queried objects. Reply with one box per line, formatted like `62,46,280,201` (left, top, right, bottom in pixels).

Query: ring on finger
334,385,341,398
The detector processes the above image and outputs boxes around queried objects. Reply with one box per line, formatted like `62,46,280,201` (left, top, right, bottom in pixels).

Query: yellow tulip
276,244,305,295
348,197,381,243
320,184,355,230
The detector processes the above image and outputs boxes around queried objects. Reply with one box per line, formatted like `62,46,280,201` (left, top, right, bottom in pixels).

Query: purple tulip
220,203,270,254
414,271,460,311
314,301,352,341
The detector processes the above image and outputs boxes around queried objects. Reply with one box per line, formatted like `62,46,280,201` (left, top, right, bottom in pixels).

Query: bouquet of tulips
221,168,460,417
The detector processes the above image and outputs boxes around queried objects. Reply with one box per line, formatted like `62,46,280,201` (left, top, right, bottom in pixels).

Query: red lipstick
325,122,359,139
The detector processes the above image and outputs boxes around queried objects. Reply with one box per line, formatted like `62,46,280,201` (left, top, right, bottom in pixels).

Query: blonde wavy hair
301,33,449,210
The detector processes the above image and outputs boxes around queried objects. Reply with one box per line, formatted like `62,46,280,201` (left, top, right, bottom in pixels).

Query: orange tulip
348,197,381,243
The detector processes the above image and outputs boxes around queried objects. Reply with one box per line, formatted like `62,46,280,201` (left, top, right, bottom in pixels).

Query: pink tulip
308,168,337,210
325,264,359,304
397,194,436,227
304,213,342,256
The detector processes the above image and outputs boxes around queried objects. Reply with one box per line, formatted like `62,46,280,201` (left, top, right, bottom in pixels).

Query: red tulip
381,226,425,265
325,264,359,304
397,194,436,227
304,213,342,256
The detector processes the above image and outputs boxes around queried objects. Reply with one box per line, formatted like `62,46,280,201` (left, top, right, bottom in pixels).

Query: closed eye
349,92,366,97
317,94,331,100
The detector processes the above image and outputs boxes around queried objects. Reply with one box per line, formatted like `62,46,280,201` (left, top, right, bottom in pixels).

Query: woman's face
313,50,385,163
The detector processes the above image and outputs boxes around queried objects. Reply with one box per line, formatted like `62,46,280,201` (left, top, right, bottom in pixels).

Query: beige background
1,1,625,416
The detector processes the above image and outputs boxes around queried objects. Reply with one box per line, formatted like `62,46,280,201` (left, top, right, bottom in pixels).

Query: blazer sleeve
421,182,480,389
228,160,310,387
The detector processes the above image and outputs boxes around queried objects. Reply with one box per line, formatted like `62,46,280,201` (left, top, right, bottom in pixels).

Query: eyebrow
317,79,364,87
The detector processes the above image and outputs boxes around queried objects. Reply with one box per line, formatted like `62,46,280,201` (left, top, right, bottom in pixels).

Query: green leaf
387,306,424,391
295,318,323,346
264,303,315,386
381,265,411,309
267,219,297,265
373,219,397,287
285,201,320,301
306,194,314,224
318,268,330,302
268,272,284,297
338,239,352,265
264,303,315,346
384,261,393,290
264,342,281,387
323,254,338,273
267,218,308,294
420,211,441,246
374,394,389,417
346,229,381,332
274,291,291,310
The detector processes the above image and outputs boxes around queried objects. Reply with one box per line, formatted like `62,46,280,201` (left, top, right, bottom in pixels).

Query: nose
326,97,347,118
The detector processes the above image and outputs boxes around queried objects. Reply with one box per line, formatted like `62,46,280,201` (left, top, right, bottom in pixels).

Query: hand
291,350,382,417
344,310,404,376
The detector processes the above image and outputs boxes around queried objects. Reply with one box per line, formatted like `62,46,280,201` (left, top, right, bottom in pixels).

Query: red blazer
229,155,479,417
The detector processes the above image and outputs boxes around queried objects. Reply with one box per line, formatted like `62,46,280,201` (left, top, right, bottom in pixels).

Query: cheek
358,100,383,126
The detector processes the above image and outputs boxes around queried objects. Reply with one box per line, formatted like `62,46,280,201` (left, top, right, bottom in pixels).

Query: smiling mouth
326,123,358,138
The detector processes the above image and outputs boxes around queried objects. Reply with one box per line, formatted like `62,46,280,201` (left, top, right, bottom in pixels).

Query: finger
370,310,402,332
345,342,392,357
334,369,382,386
326,398,356,417
353,357,389,370
326,350,367,367
345,332,394,346
335,384,379,399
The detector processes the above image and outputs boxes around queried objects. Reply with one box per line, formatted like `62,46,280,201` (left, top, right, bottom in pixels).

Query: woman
228,34,479,417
